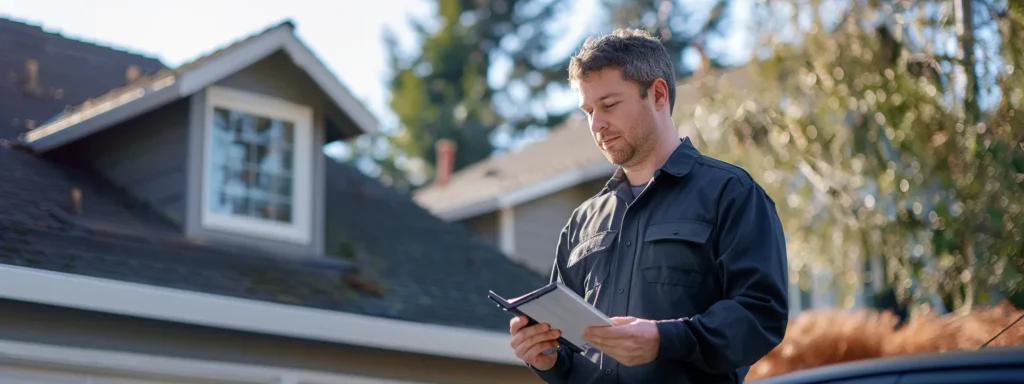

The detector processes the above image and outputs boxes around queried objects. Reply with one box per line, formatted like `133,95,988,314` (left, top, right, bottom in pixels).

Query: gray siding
460,211,499,249
184,50,334,257
63,99,190,225
0,299,542,384
510,178,607,275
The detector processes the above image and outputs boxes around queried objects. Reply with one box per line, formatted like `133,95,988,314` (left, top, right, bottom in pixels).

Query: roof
413,66,757,221
0,17,167,140
0,17,546,338
0,145,545,333
413,114,615,221
20,19,378,152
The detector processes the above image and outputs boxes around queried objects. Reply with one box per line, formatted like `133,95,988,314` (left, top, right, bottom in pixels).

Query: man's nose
589,114,607,134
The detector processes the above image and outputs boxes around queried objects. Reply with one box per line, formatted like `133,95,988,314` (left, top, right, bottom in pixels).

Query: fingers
511,321,561,362
509,316,528,333
524,328,560,350
585,323,633,341
609,316,637,326
512,324,559,352
522,338,560,362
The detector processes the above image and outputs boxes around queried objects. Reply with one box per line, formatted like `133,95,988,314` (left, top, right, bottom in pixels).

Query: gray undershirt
630,182,648,201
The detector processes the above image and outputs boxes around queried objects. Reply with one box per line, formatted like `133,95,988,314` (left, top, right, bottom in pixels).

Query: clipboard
488,282,614,355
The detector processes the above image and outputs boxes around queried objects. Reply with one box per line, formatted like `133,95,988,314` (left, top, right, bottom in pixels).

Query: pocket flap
644,220,712,244
568,231,617,267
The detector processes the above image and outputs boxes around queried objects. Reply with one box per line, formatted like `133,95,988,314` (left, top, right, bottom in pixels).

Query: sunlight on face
576,68,657,167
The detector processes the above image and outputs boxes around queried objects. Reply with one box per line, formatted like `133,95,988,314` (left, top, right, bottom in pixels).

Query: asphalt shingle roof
0,17,167,139
0,16,547,334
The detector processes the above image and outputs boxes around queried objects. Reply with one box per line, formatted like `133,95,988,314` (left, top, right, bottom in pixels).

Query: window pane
272,175,292,196
253,199,292,223
207,106,297,225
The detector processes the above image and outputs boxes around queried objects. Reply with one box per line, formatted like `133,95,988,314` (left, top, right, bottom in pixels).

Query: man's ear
651,78,670,111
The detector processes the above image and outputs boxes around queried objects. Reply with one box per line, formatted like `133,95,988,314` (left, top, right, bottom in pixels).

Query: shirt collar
603,137,700,192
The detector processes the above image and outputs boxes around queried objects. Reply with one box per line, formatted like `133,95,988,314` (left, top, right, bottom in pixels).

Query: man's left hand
582,316,660,366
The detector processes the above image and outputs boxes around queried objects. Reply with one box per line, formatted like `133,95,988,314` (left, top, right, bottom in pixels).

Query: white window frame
200,86,314,245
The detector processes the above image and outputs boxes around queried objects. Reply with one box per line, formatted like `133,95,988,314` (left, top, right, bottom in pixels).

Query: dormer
19,21,377,257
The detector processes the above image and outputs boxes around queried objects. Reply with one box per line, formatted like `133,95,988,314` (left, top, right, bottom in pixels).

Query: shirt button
604,369,612,375
617,288,624,294
625,240,632,246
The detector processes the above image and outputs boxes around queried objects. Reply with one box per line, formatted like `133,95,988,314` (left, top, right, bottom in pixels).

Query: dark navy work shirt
531,138,790,384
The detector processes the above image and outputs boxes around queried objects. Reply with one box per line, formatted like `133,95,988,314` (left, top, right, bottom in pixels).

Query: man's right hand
510,315,562,371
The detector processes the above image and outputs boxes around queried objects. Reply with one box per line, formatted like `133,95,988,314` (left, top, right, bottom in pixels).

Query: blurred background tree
690,0,1024,316
336,0,740,191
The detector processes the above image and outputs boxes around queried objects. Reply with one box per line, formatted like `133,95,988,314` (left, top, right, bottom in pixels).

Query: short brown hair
568,28,677,115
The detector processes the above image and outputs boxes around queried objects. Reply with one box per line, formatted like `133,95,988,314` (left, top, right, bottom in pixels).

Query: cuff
656,319,696,362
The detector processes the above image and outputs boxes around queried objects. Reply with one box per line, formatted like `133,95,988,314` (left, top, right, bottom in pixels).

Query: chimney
70,187,83,214
25,59,38,88
126,65,141,82
435,139,456,186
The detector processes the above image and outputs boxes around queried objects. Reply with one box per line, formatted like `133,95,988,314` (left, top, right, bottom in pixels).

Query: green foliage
382,0,572,187
691,0,1024,314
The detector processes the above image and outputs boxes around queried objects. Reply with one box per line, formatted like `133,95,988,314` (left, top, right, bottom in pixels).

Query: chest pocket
567,230,616,300
641,220,712,287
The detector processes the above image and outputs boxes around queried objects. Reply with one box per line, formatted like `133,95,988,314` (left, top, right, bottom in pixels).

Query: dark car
750,346,1024,384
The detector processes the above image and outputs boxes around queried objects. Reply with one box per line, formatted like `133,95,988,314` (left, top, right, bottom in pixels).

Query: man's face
577,68,657,167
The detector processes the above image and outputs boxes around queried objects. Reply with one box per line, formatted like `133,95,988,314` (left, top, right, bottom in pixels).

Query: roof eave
22,75,182,152
21,24,377,152
424,161,617,222
0,264,521,365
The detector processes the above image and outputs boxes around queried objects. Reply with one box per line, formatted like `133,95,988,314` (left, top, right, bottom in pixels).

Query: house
413,66,869,317
0,17,549,384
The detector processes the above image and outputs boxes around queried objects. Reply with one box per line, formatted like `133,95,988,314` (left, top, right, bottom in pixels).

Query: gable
20,21,376,153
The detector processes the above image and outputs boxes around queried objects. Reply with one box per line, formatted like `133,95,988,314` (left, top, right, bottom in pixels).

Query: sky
0,0,435,130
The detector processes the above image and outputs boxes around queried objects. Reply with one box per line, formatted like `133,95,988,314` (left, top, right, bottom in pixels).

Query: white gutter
0,264,521,366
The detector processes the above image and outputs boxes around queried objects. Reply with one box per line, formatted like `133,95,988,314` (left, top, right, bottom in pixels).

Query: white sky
0,0,434,128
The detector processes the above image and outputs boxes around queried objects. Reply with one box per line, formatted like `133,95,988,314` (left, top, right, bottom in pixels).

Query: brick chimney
435,138,456,186
126,65,141,82
25,59,38,88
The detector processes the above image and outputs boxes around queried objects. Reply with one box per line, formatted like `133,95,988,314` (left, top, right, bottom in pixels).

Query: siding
460,211,499,249
0,299,542,384
511,179,607,275
62,99,190,225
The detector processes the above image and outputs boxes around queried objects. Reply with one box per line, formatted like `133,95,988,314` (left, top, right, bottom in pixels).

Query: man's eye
604,102,618,109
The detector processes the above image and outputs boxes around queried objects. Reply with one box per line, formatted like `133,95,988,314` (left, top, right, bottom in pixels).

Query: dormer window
200,86,314,244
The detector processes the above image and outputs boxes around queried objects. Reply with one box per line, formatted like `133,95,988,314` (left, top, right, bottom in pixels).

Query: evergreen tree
382,0,572,187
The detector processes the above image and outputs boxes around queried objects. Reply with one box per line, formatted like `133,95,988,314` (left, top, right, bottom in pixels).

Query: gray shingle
0,16,547,334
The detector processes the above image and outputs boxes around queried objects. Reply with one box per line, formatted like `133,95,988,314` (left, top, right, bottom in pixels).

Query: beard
596,110,657,167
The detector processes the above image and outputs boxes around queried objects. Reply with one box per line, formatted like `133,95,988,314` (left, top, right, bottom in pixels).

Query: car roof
753,346,1024,383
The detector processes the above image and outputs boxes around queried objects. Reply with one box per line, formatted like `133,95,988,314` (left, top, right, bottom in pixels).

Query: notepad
489,282,614,355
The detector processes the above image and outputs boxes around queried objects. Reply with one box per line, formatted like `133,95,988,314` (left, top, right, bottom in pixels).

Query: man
508,28,790,383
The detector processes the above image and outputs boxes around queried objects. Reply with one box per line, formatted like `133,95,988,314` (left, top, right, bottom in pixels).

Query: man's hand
510,315,562,371
582,316,661,366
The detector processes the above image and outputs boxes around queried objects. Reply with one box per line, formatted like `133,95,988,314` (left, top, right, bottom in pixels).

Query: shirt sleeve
529,221,575,383
654,180,790,374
